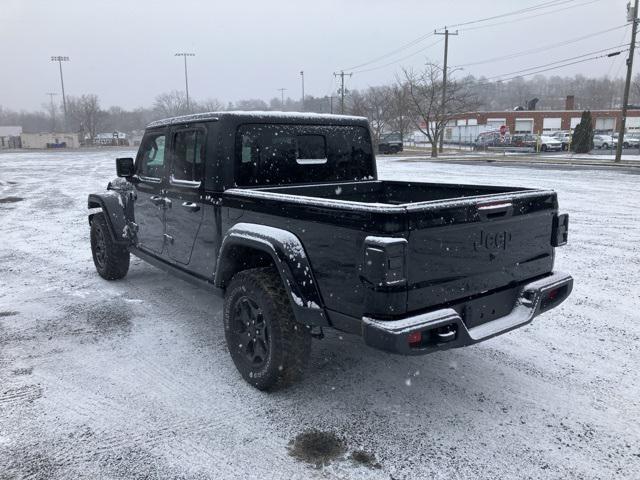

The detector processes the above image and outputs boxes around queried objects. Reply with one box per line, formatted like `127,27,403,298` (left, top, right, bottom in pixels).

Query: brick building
450,96,640,134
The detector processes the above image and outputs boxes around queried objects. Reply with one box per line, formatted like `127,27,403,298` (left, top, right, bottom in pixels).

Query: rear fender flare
215,223,327,327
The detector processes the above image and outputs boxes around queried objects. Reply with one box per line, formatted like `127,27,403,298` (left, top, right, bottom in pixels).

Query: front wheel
541,144,548,152
90,213,130,280
224,267,311,390
602,143,608,149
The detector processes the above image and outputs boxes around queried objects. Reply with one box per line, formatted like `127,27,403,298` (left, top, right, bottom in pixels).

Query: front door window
138,133,166,179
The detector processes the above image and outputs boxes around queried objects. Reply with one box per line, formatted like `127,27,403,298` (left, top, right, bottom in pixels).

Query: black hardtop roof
146,111,369,129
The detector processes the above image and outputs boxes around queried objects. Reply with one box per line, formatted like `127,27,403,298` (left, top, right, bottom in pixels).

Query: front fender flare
215,223,328,327
87,192,132,245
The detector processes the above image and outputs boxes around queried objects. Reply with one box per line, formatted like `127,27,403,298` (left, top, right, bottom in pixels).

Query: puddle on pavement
0,197,24,204
288,429,346,467
0,311,19,317
350,449,382,469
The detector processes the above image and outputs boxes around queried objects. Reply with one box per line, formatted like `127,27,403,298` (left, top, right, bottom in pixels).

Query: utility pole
46,92,58,132
434,28,458,153
277,88,287,109
300,70,305,111
50,56,69,130
333,70,352,114
175,52,195,112
615,0,638,163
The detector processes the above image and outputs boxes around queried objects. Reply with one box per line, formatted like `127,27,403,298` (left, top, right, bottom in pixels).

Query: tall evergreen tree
572,110,594,153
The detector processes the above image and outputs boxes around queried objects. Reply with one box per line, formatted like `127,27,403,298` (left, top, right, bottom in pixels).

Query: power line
461,0,602,32
342,33,435,71
338,0,594,75
449,0,576,28
472,49,627,86
455,24,627,68
352,39,443,74
480,44,630,81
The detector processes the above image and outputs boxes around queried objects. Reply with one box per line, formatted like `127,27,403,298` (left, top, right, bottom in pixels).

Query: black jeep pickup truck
88,112,572,390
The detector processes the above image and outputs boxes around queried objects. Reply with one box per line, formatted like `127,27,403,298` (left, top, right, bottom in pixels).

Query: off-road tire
90,213,130,280
224,267,311,390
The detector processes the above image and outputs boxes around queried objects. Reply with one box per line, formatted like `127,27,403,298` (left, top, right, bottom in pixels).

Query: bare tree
347,90,368,117
363,86,393,145
403,63,479,157
388,82,414,143
195,98,225,113
153,90,189,118
67,94,103,141
231,98,269,111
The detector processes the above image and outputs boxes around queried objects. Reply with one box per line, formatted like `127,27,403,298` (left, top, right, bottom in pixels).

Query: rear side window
236,124,373,186
137,132,166,178
171,128,205,182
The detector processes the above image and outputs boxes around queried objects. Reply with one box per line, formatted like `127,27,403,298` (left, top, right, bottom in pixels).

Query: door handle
181,201,200,212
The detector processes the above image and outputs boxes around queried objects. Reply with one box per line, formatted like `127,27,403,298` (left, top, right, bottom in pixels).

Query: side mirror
116,157,135,178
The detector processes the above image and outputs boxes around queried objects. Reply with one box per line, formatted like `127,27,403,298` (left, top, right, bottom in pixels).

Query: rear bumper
362,271,573,355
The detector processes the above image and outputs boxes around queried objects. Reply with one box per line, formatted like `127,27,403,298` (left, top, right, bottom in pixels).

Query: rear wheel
602,143,608,149
90,213,130,280
224,267,311,390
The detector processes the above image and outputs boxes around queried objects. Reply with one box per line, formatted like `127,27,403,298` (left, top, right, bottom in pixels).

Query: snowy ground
1,149,639,480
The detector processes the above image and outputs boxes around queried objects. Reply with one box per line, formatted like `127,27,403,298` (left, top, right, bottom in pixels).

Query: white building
95,131,129,146
0,126,22,148
20,132,81,149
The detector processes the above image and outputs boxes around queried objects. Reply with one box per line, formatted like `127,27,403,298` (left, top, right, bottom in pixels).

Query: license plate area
461,286,519,329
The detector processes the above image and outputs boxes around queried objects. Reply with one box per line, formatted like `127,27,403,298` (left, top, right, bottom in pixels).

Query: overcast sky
0,0,628,111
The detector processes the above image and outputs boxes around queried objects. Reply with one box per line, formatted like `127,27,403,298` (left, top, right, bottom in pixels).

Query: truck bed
223,179,559,324
245,180,528,206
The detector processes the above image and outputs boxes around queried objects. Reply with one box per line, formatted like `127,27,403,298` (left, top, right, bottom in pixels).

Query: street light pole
175,52,195,112
50,56,69,129
300,70,305,111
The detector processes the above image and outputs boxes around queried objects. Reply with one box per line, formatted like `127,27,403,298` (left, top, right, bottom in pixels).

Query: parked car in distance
377,132,403,154
511,134,537,150
87,111,572,390
551,131,572,151
473,130,508,150
621,134,640,148
538,135,563,152
593,134,617,149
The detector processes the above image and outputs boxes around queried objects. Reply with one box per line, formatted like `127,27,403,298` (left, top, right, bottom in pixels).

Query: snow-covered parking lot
1,149,639,479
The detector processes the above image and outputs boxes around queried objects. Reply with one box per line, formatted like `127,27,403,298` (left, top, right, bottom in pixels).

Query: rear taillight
551,213,569,246
363,237,407,287
407,331,422,347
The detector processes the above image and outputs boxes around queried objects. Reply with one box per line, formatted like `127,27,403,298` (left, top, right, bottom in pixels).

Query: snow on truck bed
0,149,639,480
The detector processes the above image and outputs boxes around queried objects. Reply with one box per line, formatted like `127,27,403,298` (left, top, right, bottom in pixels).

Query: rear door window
171,128,205,183
236,124,373,186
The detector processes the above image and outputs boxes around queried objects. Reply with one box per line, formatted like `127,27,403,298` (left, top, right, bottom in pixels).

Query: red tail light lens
408,331,422,347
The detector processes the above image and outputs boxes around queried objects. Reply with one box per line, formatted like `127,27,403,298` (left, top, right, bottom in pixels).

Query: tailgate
405,191,557,311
